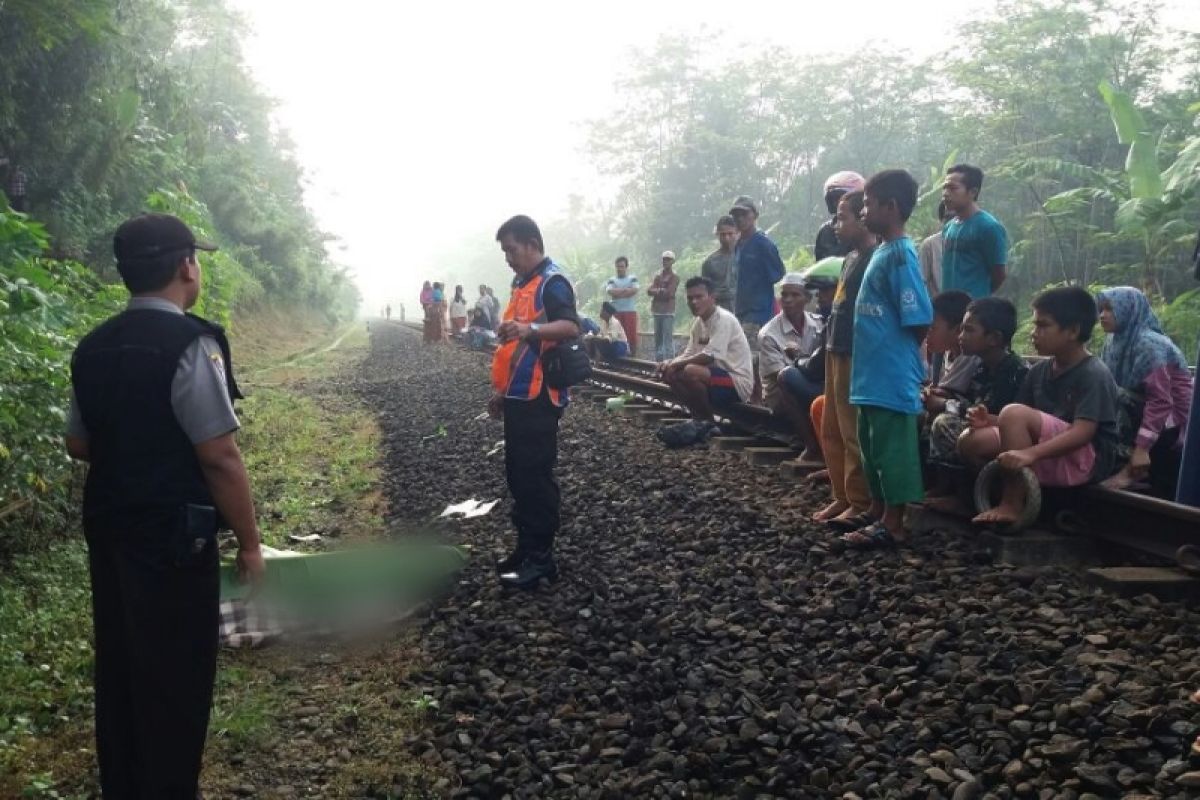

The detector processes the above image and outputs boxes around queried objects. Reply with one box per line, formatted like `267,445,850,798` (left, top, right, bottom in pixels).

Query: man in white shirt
586,301,630,361
657,276,753,420
759,273,825,460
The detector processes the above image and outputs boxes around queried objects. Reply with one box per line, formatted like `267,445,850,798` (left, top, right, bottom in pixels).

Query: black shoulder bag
541,338,592,389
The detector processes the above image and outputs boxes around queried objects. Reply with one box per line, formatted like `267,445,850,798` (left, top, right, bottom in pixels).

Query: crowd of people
580,166,1195,550
418,280,504,349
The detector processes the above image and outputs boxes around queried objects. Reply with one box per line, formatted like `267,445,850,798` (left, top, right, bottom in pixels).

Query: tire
973,460,1042,533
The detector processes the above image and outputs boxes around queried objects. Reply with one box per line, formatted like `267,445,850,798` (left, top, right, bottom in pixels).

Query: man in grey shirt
66,213,264,799
67,297,241,444
700,215,738,311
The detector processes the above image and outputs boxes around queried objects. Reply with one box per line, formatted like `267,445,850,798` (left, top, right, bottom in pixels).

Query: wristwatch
529,322,541,338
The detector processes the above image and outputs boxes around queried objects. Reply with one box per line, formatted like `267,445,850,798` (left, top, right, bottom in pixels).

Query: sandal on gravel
827,512,875,533
841,522,898,550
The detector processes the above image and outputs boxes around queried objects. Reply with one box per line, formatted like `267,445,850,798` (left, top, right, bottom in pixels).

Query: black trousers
503,391,563,553
86,526,219,799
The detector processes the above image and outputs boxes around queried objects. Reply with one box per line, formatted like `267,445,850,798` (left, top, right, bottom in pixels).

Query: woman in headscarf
1096,286,1193,494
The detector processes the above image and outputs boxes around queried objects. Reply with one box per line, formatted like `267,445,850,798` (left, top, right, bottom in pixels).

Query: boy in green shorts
843,169,933,549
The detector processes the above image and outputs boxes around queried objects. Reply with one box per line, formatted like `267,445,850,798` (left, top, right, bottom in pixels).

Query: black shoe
498,551,558,589
495,546,526,574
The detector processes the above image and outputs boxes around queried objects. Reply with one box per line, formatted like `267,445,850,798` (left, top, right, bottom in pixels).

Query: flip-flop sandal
827,512,875,532
840,522,898,551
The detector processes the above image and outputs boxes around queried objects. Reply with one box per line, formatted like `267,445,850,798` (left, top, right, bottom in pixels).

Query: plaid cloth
218,597,422,649
218,599,288,648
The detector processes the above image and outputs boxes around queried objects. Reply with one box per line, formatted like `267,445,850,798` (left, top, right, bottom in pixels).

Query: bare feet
813,500,849,522
972,505,1021,525
796,449,824,465
1100,467,1135,491
805,469,830,484
925,495,971,516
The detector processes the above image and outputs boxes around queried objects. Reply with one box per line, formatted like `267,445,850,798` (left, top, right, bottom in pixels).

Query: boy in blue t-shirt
844,169,934,549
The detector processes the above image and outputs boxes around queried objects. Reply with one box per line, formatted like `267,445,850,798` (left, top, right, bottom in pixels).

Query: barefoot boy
814,190,877,528
964,287,1119,526
843,170,933,549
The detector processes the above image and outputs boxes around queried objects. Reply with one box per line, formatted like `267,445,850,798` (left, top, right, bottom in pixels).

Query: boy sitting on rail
963,287,1120,526
658,276,754,421
924,296,1028,512
842,170,934,550
585,301,630,362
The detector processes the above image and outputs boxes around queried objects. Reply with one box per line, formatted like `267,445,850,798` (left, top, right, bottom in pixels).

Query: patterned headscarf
1096,286,1188,390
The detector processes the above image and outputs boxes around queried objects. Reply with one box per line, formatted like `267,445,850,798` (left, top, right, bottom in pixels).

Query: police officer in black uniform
65,213,265,798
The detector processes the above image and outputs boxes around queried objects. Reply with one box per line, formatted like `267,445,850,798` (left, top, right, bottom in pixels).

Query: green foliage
0,543,94,773
569,0,1200,313
0,0,358,321
1,211,123,543
1160,289,1200,358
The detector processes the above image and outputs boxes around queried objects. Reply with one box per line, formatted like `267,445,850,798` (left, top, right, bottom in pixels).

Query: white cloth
757,310,824,382
679,306,754,401
599,315,628,343
449,299,467,318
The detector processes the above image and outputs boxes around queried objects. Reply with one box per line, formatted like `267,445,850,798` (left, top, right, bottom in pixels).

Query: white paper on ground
439,498,500,519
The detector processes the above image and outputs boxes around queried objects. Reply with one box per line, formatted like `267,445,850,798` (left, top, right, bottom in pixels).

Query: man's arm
766,240,786,283
194,433,264,581
990,264,1007,292
987,220,1008,292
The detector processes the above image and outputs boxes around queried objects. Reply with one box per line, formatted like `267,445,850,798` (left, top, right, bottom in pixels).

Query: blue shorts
598,340,629,360
708,367,740,408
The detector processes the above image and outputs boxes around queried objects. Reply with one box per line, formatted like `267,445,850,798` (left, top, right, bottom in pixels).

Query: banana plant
1096,81,1199,295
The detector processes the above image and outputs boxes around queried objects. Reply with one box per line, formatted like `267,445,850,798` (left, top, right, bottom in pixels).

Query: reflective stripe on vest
490,262,567,406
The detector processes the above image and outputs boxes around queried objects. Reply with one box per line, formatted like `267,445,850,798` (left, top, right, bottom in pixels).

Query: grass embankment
0,310,421,798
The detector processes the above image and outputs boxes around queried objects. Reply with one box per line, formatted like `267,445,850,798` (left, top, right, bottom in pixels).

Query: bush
0,210,123,554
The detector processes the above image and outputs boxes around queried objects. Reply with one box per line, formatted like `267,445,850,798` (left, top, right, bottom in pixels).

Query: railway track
386,319,1200,577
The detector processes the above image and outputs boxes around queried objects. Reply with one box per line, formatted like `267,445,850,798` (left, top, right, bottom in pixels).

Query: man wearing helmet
815,171,866,260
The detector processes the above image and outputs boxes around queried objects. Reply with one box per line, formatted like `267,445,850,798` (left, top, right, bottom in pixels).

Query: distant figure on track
648,250,680,362
450,285,468,336
65,213,264,798
585,301,630,361
385,304,391,321
489,215,581,589
605,256,639,355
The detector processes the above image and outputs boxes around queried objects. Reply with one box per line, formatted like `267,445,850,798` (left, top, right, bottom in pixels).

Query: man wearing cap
730,196,786,357
65,213,264,799
760,273,826,461
647,250,680,362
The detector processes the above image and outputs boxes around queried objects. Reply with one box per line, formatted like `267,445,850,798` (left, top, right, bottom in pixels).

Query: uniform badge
209,351,228,387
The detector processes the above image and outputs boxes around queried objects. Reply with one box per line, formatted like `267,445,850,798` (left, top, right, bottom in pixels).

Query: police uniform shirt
66,297,239,443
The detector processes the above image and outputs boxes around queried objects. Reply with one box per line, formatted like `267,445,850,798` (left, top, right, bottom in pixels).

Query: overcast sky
229,0,1199,310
